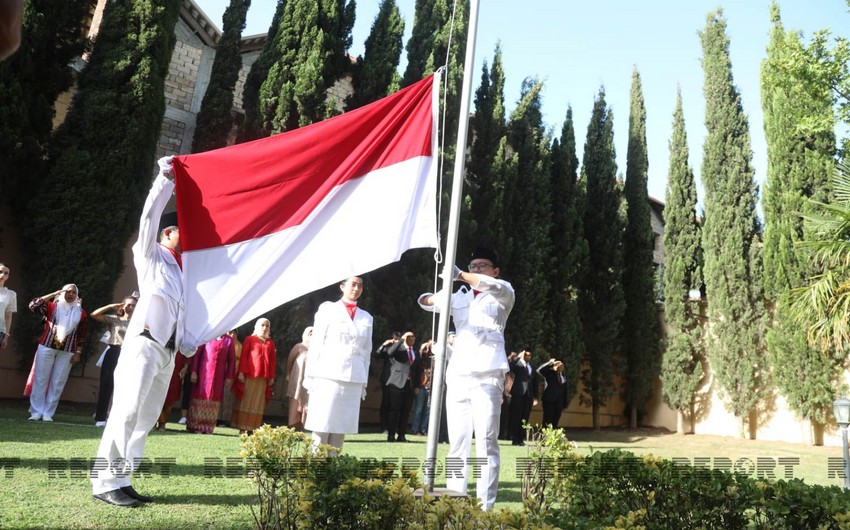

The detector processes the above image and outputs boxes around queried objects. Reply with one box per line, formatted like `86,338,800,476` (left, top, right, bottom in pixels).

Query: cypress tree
237,0,286,142
622,68,662,428
0,0,87,209
346,0,404,110
467,44,506,248
761,3,839,434
578,88,625,430
660,90,704,435
401,0,468,155
258,0,355,134
191,0,251,153
401,0,437,88
700,9,766,435
17,0,183,350
549,107,587,404
501,78,552,352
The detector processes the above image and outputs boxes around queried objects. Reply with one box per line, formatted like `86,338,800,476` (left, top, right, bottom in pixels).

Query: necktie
408,347,414,365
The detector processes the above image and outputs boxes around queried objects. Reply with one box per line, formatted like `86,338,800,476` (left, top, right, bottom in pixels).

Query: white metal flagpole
423,0,480,492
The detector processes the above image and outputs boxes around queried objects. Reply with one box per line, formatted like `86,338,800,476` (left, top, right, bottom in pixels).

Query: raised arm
90,302,123,323
133,157,175,267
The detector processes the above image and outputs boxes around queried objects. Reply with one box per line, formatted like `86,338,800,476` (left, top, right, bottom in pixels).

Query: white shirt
127,174,194,356
305,300,373,384
419,274,515,379
0,286,16,334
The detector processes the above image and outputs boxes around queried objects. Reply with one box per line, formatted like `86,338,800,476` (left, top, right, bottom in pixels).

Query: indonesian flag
171,74,440,347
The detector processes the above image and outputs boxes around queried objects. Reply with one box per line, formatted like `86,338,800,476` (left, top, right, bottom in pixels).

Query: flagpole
423,0,480,492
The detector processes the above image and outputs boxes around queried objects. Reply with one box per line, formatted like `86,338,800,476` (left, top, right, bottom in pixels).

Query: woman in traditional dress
218,329,241,426
27,284,87,421
304,276,373,455
90,295,138,426
0,262,16,352
285,326,312,431
186,334,236,434
231,318,276,434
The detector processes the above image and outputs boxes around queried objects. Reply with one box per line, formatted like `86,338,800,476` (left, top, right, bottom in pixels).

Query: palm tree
791,160,850,351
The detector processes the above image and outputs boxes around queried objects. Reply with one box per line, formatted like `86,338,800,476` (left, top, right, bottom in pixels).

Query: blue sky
194,0,849,205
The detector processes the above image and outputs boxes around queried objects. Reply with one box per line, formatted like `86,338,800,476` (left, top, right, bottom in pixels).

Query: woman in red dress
231,318,276,434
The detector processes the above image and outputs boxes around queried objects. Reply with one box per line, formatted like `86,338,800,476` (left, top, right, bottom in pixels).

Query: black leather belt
140,329,176,350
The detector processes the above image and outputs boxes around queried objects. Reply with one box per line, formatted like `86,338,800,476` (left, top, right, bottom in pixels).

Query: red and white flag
171,75,439,347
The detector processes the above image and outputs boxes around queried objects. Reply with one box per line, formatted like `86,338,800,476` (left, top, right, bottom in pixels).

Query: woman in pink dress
186,335,236,434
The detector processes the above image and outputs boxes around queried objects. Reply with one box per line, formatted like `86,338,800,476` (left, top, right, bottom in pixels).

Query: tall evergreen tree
500,78,552,352
549,107,587,403
700,9,766,434
761,3,840,434
621,68,662,428
346,0,404,110
401,0,437,88
237,0,286,142
401,0,468,158
17,0,183,350
660,90,704,435
191,0,250,153
467,44,506,248
258,0,355,134
578,88,625,429
0,0,87,209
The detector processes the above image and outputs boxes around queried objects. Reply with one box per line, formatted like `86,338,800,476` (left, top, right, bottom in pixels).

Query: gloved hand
443,264,462,281
361,386,367,401
157,155,174,176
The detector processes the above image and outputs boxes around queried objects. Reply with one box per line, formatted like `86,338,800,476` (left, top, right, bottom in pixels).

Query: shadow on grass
157,493,257,505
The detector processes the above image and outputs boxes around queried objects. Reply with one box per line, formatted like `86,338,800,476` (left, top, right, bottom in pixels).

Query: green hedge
241,425,850,530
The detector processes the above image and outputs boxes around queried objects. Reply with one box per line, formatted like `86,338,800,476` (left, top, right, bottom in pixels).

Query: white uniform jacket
126,174,195,356
305,300,373,384
419,275,515,379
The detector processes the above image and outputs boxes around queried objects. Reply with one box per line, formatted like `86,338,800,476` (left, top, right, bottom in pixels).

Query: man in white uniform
417,247,515,511
91,156,196,507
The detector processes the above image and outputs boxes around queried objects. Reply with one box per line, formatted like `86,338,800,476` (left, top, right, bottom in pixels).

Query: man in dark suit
537,358,568,428
375,331,401,433
508,349,538,446
385,330,418,442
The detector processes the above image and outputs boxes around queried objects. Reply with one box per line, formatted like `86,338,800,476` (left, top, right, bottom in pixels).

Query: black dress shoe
397,436,408,443
387,435,396,442
512,441,525,447
121,485,154,503
92,489,140,507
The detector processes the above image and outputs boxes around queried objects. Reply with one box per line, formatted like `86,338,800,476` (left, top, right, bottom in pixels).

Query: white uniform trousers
91,335,174,494
444,374,503,511
30,344,74,419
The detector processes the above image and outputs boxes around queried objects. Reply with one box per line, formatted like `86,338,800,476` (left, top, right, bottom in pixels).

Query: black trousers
509,393,533,444
380,383,391,432
541,399,562,428
387,382,413,440
180,367,193,410
94,345,122,421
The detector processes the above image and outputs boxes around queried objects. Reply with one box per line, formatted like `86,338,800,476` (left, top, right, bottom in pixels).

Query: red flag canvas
172,75,439,347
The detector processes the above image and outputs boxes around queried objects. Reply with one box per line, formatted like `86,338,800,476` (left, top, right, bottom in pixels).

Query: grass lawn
0,397,846,529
